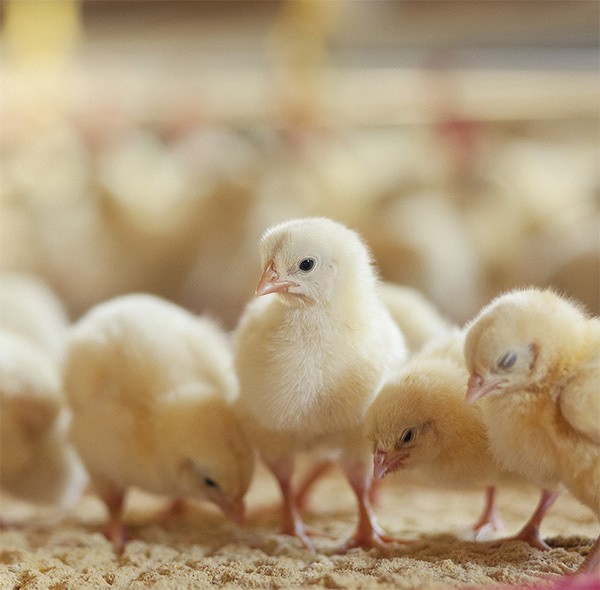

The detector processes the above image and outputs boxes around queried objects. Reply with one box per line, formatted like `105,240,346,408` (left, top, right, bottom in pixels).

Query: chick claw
281,517,316,553
102,519,131,555
334,530,393,556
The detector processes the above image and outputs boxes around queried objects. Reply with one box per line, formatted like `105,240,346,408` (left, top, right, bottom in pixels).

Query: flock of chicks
1,217,598,581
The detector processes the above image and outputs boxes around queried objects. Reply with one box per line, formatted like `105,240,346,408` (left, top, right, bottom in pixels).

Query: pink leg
295,459,335,513
270,458,315,552
101,488,128,553
294,459,383,513
472,485,504,540
496,489,559,551
335,460,395,554
156,497,187,523
578,534,600,574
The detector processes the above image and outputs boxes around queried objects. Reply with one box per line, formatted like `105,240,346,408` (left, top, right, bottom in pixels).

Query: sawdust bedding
1,463,597,590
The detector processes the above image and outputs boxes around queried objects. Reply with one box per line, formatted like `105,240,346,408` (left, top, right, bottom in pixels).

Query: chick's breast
235,295,403,441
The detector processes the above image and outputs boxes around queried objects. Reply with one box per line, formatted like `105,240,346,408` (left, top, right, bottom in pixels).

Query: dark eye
298,258,315,272
204,477,218,488
401,428,415,445
497,351,517,370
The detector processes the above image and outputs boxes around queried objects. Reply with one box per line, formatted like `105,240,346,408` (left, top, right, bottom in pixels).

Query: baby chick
378,281,453,354
0,273,70,361
0,329,87,511
63,294,254,550
464,287,600,572
234,217,407,551
366,330,510,539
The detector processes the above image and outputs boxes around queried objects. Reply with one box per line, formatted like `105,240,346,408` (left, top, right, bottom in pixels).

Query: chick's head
164,396,255,526
464,288,588,403
366,367,454,480
255,217,376,306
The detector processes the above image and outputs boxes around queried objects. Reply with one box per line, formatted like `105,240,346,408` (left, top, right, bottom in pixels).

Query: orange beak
255,260,298,297
373,449,409,480
466,373,505,403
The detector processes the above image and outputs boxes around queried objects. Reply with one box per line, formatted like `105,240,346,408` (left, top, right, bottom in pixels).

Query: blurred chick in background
63,294,254,551
0,330,87,518
366,330,511,540
234,217,407,552
465,287,600,573
377,281,453,355
0,273,86,519
0,273,70,361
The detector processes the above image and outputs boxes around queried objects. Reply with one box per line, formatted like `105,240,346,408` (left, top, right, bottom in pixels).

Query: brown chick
464,287,600,573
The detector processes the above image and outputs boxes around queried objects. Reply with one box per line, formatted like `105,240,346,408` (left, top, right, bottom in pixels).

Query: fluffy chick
0,273,70,361
63,294,254,550
464,287,600,572
378,282,454,355
366,330,509,538
0,330,87,511
234,217,407,551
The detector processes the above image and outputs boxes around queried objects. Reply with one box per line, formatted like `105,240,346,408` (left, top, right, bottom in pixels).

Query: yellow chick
0,273,70,361
366,330,510,539
234,217,407,551
378,281,454,355
0,329,87,512
63,294,255,550
464,287,600,572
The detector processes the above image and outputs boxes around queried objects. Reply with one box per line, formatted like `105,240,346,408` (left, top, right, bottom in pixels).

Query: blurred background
1,0,598,329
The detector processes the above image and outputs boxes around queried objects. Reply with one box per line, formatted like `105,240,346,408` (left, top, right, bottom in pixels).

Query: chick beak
466,372,502,403
255,261,297,297
373,449,409,480
213,494,245,527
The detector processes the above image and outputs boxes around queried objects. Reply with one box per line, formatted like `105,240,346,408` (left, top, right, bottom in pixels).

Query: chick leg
295,459,382,513
294,459,335,512
578,534,599,573
472,485,504,540
497,488,558,551
155,497,187,523
336,460,394,554
101,488,128,553
269,458,315,552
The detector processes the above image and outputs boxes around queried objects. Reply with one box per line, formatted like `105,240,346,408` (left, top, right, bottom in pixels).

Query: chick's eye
497,351,517,370
400,428,415,445
204,477,218,488
298,258,315,272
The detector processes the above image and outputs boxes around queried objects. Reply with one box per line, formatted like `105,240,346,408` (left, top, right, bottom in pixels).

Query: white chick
378,281,454,355
464,288,600,572
366,330,510,539
63,294,255,550
234,217,407,551
0,329,87,511
0,273,70,361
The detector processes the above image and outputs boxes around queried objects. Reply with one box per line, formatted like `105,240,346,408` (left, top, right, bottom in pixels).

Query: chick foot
472,485,504,541
493,489,559,551
333,461,402,555
271,459,316,552
101,489,129,553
